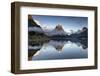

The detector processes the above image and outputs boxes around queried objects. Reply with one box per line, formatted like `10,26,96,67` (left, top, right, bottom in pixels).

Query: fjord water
28,39,88,61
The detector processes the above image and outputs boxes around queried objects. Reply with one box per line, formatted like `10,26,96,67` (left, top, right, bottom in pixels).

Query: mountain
80,27,88,38
28,15,50,42
28,15,44,35
44,24,67,37
70,27,88,38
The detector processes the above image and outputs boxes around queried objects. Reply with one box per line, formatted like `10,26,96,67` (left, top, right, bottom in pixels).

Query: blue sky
32,15,88,33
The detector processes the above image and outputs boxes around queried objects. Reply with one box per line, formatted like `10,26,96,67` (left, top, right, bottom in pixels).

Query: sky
31,15,88,33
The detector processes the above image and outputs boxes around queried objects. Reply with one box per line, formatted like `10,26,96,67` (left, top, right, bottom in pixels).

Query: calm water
28,39,88,61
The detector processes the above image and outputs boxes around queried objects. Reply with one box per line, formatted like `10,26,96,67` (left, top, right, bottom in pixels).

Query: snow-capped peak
45,24,67,36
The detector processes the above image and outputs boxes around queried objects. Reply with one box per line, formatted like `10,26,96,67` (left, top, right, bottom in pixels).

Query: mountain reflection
28,38,88,61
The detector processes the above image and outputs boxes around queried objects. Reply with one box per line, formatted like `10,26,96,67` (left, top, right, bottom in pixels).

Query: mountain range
28,15,88,39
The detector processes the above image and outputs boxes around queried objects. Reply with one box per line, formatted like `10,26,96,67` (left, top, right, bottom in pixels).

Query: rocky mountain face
44,24,67,37
28,15,44,36
51,24,67,36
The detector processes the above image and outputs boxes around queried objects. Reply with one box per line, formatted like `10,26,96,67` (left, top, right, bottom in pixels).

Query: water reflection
28,38,88,61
